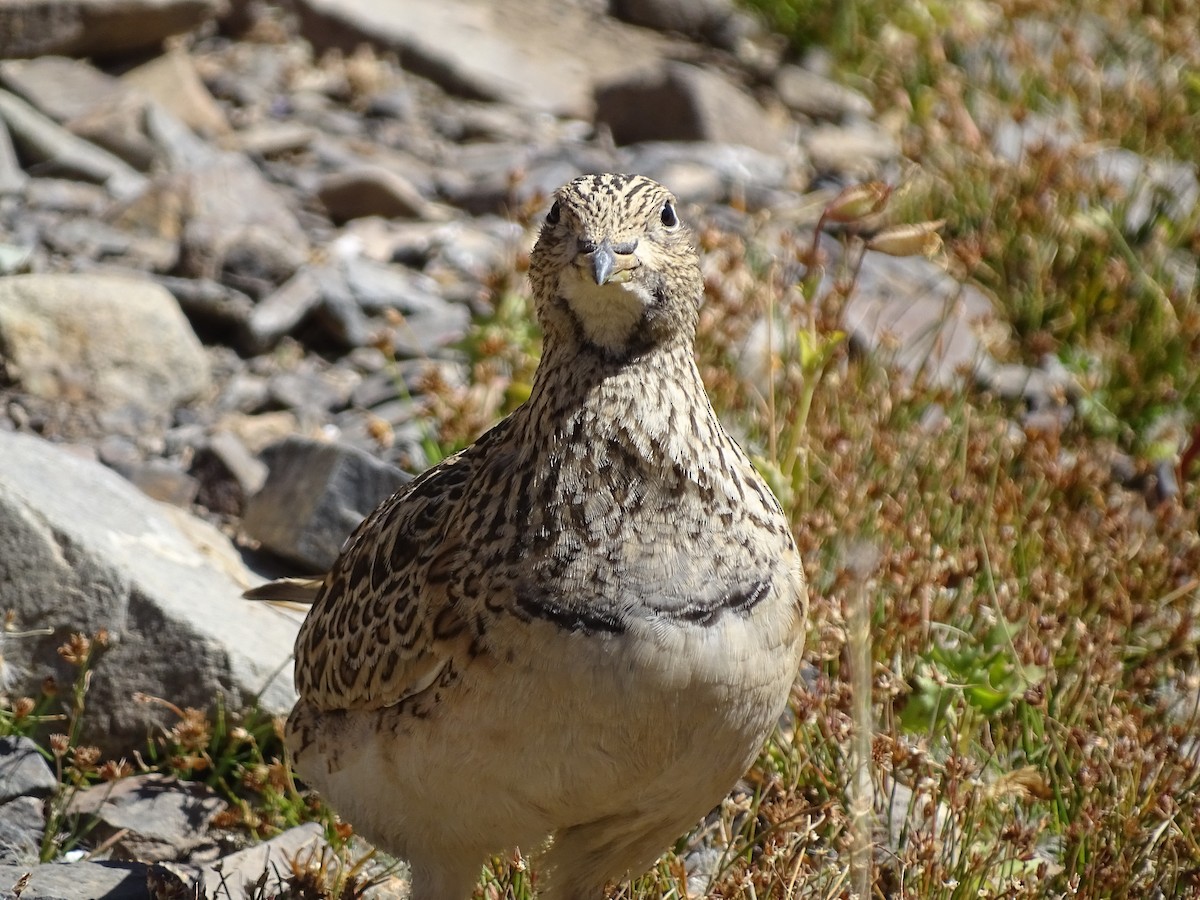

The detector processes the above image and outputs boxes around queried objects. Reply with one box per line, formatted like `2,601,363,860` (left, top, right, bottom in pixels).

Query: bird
266,173,807,899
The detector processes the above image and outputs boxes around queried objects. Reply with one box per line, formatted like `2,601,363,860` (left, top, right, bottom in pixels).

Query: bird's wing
290,440,500,712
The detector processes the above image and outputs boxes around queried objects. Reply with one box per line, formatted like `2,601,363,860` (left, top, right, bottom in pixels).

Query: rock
841,250,996,387
67,773,224,863
0,89,147,199
803,120,899,177
122,48,230,138
246,270,323,351
294,0,673,118
774,64,874,122
154,275,256,348
0,121,26,195
1084,146,1200,232
227,122,316,157
0,58,161,169
196,822,327,898
0,56,125,123
0,736,57,804
243,436,411,571
622,140,796,207
177,154,309,294
191,430,268,516
23,177,111,213
609,0,752,48
40,218,178,270
67,94,159,171
0,861,148,900
0,274,211,424
339,255,471,357
114,457,201,507
0,431,301,755
0,795,44,866
594,61,789,154
0,0,220,59
317,165,434,223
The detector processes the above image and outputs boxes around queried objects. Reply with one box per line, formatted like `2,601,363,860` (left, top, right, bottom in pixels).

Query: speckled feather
284,173,807,900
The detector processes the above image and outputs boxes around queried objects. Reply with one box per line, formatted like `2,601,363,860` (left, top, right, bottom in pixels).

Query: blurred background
0,0,1198,897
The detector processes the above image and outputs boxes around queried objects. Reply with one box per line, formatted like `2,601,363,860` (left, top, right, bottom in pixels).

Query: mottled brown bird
277,173,806,899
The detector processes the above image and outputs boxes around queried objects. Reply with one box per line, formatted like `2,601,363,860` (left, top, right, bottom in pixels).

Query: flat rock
0,89,147,199
594,61,789,154
243,436,412,571
67,773,224,863
841,250,996,387
0,861,148,900
0,736,57,803
0,57,125,123
0,795,44,866
317,165,434,223
0,274,211,423
0,120,28,195
122,47,230,138
0,431,301,755
804,120,899,177
294,0,676,118
775,64,874,122
196,822,326,898
0,0,219,59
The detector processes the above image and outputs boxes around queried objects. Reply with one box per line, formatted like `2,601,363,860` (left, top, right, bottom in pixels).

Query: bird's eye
546,201,561,225
660,202,678,228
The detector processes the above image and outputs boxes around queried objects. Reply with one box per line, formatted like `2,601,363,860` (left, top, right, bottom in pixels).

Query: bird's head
530,173,703,359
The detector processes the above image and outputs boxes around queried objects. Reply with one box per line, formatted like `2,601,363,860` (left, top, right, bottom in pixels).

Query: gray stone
197,822,327,899
610,0,740,44
595,61,789,154
1085,146,1200,232
67,95,159,171
0,795,44,866
0,0,219,59
115,457,201,508
294,0,673,118
243,436,412,571
67,773,224,863
841,250,995,387
173,154,309,293
191,430,268,517
40,218,178,271
154,276,256,347
0,274,211,423
121,48,230,139
317,165,434,223
0,431,301,755
340,256,471,357
0,736,56,804
311,264,374,349
246,269,323,351
23,177,110,213
0,89,147,200
622,140,795,207
0,861,148,900
0,57,125,124
804,121,899,177
0,120,26,195
229,122,317,158
774,64,874,122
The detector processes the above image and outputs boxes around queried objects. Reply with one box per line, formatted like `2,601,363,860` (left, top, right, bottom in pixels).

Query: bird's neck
518,336,732,474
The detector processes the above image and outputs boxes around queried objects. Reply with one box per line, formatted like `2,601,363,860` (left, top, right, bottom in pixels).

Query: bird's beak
591,242,616,285
579,239,637,285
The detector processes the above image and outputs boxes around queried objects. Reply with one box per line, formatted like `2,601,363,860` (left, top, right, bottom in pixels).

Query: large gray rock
0,274,211,423
0,0,219,59
594,61,789,154
0,88,147,199
0,736,56,803
67,773,224,863
0,431,301,755
294,0,675,118
841,250,995,387
0,861,148,900
243,436,411,571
